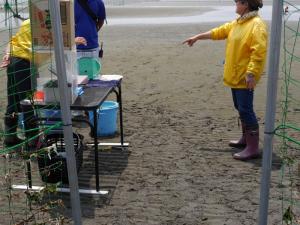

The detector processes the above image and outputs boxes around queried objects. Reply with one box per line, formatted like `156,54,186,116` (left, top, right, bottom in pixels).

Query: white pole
49,0,82,224
258,0,283,225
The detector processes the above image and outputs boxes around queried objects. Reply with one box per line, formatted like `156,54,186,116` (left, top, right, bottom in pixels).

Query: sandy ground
1,2,300,225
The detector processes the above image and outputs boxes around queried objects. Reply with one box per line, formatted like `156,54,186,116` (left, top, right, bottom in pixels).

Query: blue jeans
231,89,258,128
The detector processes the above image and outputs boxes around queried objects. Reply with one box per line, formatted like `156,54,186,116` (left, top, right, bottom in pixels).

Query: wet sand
77,4,288,225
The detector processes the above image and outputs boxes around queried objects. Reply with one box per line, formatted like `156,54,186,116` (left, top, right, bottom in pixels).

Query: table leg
117,85,124,145
26,160,32,188
93,109,100,192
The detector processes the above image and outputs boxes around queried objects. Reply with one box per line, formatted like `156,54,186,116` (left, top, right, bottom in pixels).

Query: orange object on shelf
34,90,45,101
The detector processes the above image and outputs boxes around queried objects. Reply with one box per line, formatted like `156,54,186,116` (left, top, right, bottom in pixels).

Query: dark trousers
231,88,258,129
6,57,36,133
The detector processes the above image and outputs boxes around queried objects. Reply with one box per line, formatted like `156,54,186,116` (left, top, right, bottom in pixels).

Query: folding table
15,77,128,193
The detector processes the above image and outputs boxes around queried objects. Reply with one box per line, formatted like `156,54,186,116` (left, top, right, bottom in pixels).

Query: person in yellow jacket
0,19,89,148
183,0,267,160
0,19,38,148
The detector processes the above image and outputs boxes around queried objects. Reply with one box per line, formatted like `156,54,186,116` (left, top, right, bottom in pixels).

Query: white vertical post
258,1,283,225
48,0,82,224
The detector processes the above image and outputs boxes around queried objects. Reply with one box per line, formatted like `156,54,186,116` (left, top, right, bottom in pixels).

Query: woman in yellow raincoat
183,0,268,160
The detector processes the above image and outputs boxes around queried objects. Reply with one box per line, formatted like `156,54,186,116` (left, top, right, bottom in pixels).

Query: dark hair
247,0,263,11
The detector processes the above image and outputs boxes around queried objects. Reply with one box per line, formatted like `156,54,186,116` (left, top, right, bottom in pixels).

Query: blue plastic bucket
89,101,119,137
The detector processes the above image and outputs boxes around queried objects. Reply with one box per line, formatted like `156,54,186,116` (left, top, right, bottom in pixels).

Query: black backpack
77,0,105,31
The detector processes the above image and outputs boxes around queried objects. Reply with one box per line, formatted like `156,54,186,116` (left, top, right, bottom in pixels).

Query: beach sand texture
1,1,300,224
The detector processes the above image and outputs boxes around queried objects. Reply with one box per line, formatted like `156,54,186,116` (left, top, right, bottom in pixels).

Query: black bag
37,132,84,184
77,0,103,31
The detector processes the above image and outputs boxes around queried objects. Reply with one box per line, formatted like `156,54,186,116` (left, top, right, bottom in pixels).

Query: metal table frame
20,82,127,193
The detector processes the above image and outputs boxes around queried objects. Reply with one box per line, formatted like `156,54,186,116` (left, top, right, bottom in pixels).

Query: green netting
2,0,300,224
0,1,71,224
275,1,300,224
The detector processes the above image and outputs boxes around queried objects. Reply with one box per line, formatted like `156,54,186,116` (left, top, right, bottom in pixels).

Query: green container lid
78,57,101,79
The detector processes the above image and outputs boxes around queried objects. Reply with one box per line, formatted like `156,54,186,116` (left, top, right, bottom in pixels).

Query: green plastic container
78,57,101,79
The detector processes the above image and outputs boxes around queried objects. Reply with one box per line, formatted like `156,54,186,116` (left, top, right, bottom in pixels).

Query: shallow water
108,6,300,26
0,5,299,29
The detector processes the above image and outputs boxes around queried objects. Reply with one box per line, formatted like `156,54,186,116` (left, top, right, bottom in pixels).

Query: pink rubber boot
233,127,260,160
229,122,246,148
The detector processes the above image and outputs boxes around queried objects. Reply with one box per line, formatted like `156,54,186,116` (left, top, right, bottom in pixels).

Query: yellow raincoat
10,19,32,61
10,19,50,66
210,15,268,88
